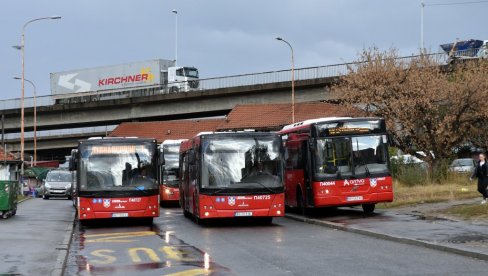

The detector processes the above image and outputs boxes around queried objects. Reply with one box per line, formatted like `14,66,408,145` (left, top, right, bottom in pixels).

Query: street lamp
275,37,295,123
420,0,425,51
12,16,61,174
172,10,178,66
13,77,36,166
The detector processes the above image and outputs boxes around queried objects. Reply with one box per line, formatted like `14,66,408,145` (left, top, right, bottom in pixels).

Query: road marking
128,247,161,263
90,249,117,264
85,231,155,243
163,268,212,276
160,246,194,261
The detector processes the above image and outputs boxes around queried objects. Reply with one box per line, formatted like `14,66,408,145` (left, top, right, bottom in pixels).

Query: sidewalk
0,197,75,276
286,200,488,261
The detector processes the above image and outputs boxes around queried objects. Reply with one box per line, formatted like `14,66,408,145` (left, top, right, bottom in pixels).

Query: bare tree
334,48,488,173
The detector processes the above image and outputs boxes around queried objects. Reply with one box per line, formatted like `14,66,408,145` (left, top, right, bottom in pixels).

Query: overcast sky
1,0,487,100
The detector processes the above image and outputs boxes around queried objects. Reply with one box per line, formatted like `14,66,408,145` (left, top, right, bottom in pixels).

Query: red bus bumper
78,195,160,220
313,191,393,207
160,186,180,203
197,194,285,219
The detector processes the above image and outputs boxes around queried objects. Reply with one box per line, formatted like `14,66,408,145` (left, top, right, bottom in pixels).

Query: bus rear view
74,137,159,224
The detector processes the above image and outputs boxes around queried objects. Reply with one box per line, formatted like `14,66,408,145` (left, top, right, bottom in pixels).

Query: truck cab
163,66,199,93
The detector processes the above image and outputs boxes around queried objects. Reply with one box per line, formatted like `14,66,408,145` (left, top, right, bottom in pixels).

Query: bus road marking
128,247,161,263
85,231,155,243
163,268,212,276
90,249,117,265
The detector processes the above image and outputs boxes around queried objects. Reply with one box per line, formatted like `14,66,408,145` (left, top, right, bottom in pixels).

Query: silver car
41,170,73,200
449,158,476,173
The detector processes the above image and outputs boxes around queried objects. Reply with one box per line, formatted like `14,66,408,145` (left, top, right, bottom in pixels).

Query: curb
285,213,488,262
51,210,76,276
17,196,32,204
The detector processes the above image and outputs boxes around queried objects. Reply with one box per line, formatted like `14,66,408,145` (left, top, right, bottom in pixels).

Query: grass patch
440,204,488,220
378,173,480,209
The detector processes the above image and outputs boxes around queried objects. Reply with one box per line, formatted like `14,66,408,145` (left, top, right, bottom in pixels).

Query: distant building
216,102,364,131
108,102,364,139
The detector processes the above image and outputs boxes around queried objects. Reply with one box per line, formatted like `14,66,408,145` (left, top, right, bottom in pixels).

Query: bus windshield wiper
211,187,232,195
244,181,275,194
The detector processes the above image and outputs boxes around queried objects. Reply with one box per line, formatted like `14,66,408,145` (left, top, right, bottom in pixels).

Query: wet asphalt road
65,207,488,276
0,197,74,275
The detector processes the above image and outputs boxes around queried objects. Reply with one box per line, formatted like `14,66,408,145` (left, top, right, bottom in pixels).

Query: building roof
109,119,225,143
217,102,364,131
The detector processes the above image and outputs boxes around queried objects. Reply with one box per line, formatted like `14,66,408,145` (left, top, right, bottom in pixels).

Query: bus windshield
79,142,157,192
163,144,180,187
315,135,388,180
201,137,282,190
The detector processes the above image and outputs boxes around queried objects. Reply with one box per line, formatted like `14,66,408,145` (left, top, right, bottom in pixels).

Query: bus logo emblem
103,199,111,208
370,178,378,188
228,196,236,206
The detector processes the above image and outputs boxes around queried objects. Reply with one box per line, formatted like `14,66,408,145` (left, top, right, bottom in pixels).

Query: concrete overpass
1,72,339,160
0,51,454,161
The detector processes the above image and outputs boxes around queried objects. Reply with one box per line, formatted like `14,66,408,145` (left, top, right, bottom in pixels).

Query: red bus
279,117,393,214
158,139,186,205
71,137,159,224
179,132,285,223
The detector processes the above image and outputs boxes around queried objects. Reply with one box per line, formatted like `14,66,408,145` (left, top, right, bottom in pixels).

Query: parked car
40,169,73,200
449,158,476,173
390,154,428,169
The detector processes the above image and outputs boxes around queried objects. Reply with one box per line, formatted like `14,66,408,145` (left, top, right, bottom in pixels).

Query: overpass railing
2,125,117,140
0,50,468,111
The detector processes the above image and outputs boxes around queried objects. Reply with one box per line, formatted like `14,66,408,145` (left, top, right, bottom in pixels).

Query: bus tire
183,209,191,218
143,217,154,225
362,204,375,214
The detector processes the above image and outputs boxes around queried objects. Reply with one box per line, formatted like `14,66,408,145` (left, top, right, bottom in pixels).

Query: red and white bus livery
279,117,393,213
71,137,160,224
179,132,285,223
158,139,186,205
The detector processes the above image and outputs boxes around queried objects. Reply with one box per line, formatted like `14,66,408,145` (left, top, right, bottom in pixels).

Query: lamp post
420,0,425,51
172,10,178,66
13,77,36,166
275,37,295,123
12,16,61,173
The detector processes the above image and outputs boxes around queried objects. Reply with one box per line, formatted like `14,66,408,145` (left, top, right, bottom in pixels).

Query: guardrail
1,49,480,111
2,125,117,140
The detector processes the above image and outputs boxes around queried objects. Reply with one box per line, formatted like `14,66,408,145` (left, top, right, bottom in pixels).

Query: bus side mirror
188,151,196,164
69,158,77,171
387,134,395,147
308,139,316,151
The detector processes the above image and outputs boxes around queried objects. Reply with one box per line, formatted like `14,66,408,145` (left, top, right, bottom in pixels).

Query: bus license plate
235,212,253,217
112,213,129,218
346,196,363,202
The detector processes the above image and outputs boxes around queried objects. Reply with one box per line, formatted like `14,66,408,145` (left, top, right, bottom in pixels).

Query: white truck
50,59,199,104
440,39,488,63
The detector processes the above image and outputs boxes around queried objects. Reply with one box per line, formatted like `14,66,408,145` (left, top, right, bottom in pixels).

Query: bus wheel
143,217,154,225
183,209,191,218
362,204,375,214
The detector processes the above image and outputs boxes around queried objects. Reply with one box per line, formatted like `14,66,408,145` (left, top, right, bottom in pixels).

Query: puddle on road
65,223,230,275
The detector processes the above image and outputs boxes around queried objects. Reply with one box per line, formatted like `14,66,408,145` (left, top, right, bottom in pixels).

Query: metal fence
3,125,117,140
1,49,482,111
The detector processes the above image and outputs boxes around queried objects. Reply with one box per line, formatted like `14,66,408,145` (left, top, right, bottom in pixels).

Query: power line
426,0,488,6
